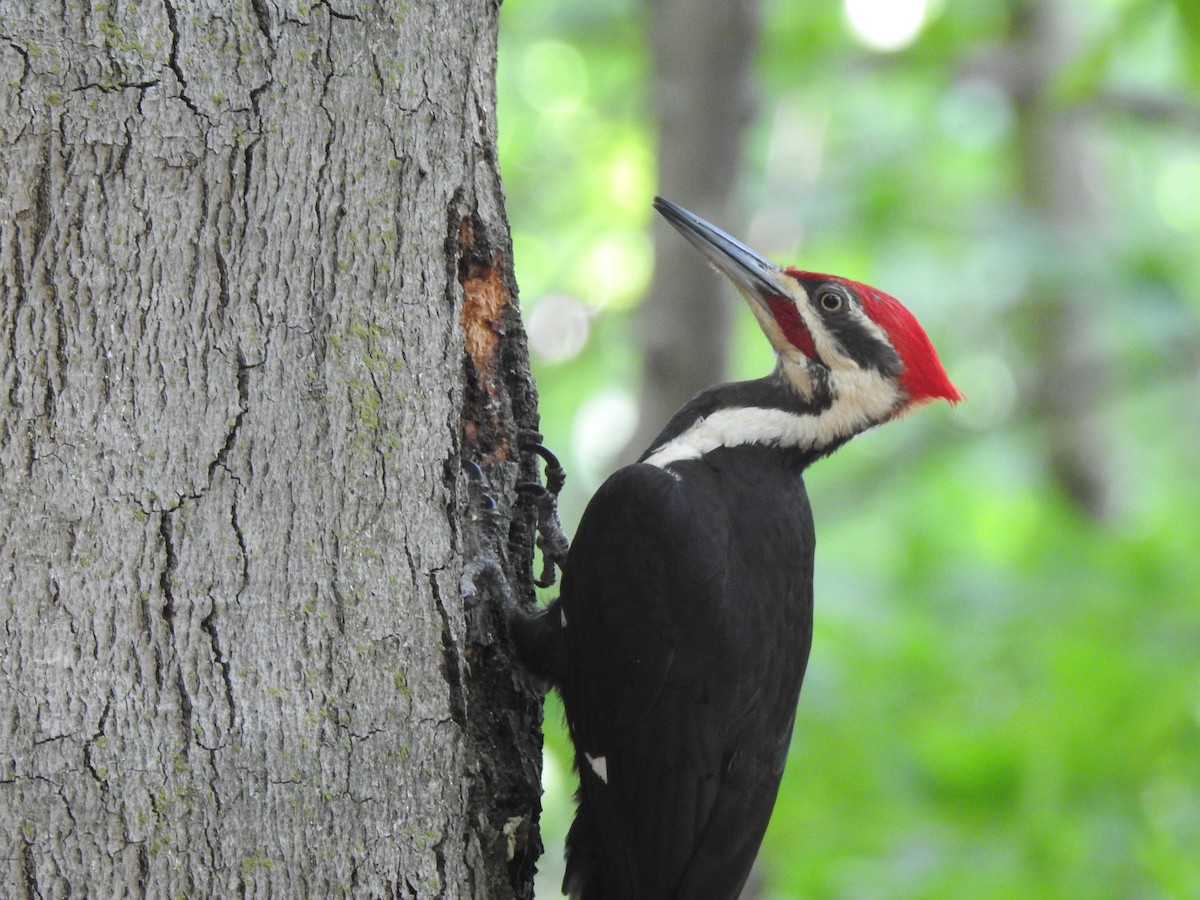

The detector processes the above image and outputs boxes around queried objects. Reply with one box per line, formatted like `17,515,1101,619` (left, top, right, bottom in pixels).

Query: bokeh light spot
844,0,929,52
576,231,653,310
573,390,638,483
606,150,654,217
1154,156,1200,232
527,293,592,363
951,353,1017,431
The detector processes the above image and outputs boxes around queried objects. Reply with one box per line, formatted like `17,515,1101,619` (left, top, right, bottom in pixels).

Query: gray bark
625,0,760,459
1007,0,1117,519
0,1,541,897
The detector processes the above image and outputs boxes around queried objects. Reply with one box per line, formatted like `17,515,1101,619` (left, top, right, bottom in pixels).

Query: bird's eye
818,289,844,312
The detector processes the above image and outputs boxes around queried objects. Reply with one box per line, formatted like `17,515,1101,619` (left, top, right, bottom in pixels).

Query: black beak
653,197,790,311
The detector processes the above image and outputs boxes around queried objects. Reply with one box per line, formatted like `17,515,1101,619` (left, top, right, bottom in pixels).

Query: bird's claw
462,439,571,593
524,442,566,497
517,439,570,589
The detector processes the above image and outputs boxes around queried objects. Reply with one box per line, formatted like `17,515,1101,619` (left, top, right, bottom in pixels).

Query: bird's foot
516,435,570,589
461,453,564,685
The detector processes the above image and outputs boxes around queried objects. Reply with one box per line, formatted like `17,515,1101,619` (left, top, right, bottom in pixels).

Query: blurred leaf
1170,0,1200,83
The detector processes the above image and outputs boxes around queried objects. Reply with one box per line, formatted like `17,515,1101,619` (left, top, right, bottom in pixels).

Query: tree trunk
0,2,542,897
1008,0,1117,520
624,0,761,460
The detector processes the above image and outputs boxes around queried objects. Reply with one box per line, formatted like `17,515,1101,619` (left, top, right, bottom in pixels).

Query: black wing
558,458,814,900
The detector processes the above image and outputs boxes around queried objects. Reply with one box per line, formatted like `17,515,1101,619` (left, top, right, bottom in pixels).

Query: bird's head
654,198,960,432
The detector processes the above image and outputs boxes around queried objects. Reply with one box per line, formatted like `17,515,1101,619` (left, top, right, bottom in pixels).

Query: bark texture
0,1,542,896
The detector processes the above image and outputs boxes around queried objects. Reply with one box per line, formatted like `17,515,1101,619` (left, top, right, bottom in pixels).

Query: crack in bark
6,234,26,412
161,0,203,119
21,830,38,897
426,561,466,730
82,694,113,788
240,133,261,210
158,510,194,752
200,597,236,735
136,842,149,894
248,0,273,50
230,490,249,599
71,79,160,93
116,118,135,175
433,839,449,899
7,136,55,428
1,39,32,151
314,127,338,280
190,170,210,332
329,581,347,635
320,2,363,23
205,355,254,493
49,272,68,418
213,219,232,325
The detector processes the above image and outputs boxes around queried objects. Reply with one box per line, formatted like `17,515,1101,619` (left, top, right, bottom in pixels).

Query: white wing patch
585,753,609,784
643,368,902,469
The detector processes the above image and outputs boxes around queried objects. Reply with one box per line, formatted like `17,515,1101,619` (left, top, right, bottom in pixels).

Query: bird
510,197,960,899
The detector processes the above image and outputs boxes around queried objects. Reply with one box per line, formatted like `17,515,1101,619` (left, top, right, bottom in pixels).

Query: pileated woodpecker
511,198,960,899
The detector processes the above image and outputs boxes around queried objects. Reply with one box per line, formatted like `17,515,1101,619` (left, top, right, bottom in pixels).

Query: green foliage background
498,0,1200,896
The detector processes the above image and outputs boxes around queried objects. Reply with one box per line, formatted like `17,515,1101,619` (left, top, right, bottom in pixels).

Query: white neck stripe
643,369,902,469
